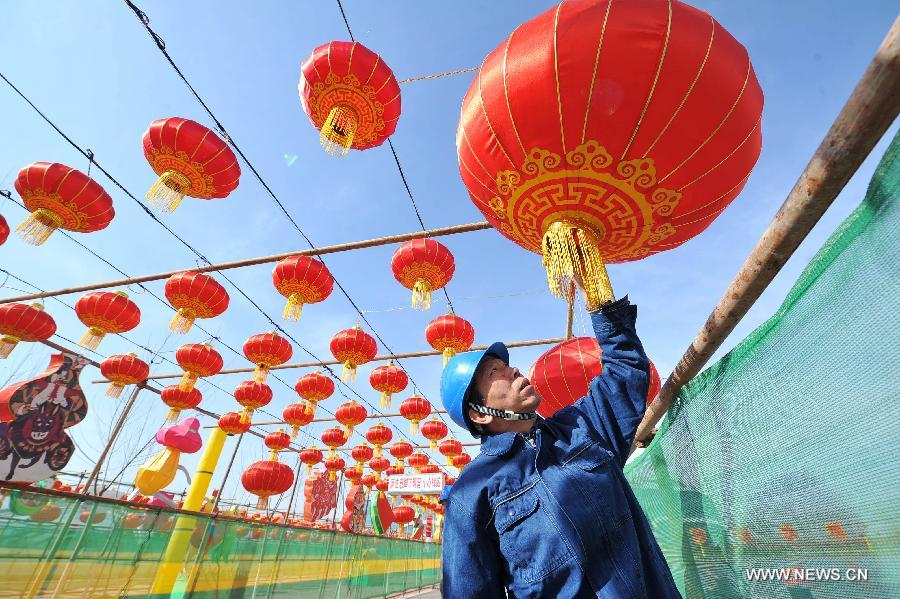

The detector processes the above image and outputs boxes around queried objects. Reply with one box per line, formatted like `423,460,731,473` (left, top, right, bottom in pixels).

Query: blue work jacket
442,298,681,598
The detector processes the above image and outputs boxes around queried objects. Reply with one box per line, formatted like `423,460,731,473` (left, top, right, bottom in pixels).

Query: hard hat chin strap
467,403,537,421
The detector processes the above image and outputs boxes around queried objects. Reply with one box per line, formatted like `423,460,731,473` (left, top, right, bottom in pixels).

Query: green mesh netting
625,130,900,598
0,488,440,598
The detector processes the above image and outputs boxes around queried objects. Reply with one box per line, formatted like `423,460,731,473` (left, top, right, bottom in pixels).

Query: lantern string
398,67,480,84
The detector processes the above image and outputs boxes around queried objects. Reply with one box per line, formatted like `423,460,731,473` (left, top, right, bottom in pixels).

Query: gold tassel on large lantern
320,106,358,157
541,221,615,311
146,170,191,213
15,209,63,246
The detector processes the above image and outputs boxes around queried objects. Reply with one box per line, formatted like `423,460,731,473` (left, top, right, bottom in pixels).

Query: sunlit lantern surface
391,239,455,310
74,291,140,350
176,343,223,392
425,314,474,365
330,326,377,382
295,371,335,408
164,272,229,334
243,332,292,383
100,353,149,398
369,362,408,409
0,302,56,359
272,256,334,321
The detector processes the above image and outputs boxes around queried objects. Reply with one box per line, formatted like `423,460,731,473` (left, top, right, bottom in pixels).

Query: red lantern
439,439,463,466
369,456,390,480
100,353,149,398
407,452,429,473
176,343,223,392
265,430,292,456
375,478,388,493
295,372,335,408
647,361,662,405
164,272,229,334
351,444,374,471
391,239,455,310
365,423,393,457
392,505,415,530
528,336,661,417
385,464,404,477
335,400,367,436
298,41,401,156
452,453,471,472
243,332,292,383
219,411,250,435
142,117,241,212
388,441,413,467
299,447,323,474
242,460,293,509
361,473,377,488
330,326,377,382
283,402,314,440
74,291,140,349
324,456,346,481
161,385,202,422
14,162,114,245
369,362,408,409
425,314,475,365
234,380,273,424
0,214,8,245
445,476,457,486
399,395,431,434
344,467,362,483
420,464,441,475
458,0,763,308
321,426,347,458
272,256,334,321
0,302,56,359
421,419,448,449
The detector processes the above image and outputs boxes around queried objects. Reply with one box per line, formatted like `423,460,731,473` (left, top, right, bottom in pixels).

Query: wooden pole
81,385,143,495
0,221,491,304
632,17,900,446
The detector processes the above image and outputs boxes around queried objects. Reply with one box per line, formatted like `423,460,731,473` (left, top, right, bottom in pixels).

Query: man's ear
468,407,492,427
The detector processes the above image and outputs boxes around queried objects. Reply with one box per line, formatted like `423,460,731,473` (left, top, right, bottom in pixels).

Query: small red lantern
99,353,149,398
14,162,114,245
324,456,346,481
335,400,367,436
365,423,393,457
142,117,241,212
176,343,223,392
361,473,376,488
298,41,401,156
164,272,229,334
375,478,388,493
0,214,8,245
351,444,374,471
321,426,347,458
344,467,362,483
388,441,413,468
439,439,463,466
385,464,404,477
407,452,429,473
243,332,292,383
219,411,250,435
161,385,202,422
420,419,448,449
425,314,475,365
234,380,273,423
369,456,390,480
452,453,471,472
299,447,323,473
391,239,455,310
0,302,56,359
74,291,140,350
330,326,377,382
272,256,334,321
399,395,431,434
242,460,293,509
445,476,457,486
283,402,314,440
392,505,415,530
420,464,441,475
295,372,335,408
264,430,291,456
369,362,408,409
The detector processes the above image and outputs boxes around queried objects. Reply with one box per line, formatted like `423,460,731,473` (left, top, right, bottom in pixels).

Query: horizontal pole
218,410,450,428
0,221,491,304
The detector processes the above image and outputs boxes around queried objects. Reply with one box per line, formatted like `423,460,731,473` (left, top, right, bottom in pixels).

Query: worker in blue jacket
439,291,681,598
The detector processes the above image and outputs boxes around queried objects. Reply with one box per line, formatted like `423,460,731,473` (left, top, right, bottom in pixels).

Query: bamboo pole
633,17,900,446
82,385,143,495
0,221,491,304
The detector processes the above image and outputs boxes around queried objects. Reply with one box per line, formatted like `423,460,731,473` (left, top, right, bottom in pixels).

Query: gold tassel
320,105,358,157
411,279,432,311
256,497,268,510
373,445,382,457
0,335,21,359
290,426,300,441
430,439,437,449
169,308,195,334
541,220,614,310
146,170,190,212
165,408,181,423
240,408,254,424
179,371,198,392
16,209,63,246
341,361,357,383
380,391,390,409
344,425,354,438
78,326,106,350
328,470,336,481
282,293,305,321
253,364,270,383
410,420,419,435
105,383,125,398
442,347,455,367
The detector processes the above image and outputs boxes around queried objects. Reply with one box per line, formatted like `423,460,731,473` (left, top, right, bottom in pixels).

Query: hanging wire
399,66,479,84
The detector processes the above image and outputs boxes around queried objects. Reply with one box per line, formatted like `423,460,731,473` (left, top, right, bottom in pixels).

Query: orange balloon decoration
365,423,393,457
425,314,474,365
298,41,401,156
164,272,229,334
457,0,764,308
391,239,455,310
161,385,202,422
74,291,140,350
399,395,431,434
420,419,448,449
272,256,334,321
369,362,408,409
0,302,56,359
100,353,150,398
176,343,223,392
330,326,377,382
14,162,114,245
295,371,335,409
142,117,241,213
335,400,368,437
243,332,292,383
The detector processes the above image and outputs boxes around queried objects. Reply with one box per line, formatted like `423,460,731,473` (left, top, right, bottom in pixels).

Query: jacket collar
479,431,519,456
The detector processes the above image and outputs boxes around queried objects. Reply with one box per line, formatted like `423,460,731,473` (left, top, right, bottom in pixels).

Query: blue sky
1,1,897,509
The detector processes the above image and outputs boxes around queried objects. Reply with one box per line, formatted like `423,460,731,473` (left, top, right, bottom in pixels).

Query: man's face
473,356,541,414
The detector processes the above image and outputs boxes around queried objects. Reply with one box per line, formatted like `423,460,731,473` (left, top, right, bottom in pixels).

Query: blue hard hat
440,341,509,436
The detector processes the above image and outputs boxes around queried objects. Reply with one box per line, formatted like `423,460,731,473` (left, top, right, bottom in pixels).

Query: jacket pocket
563,442,632,529
563,441,614,470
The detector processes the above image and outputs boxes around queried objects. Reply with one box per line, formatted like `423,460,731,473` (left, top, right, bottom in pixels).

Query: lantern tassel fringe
146,170,189,213
105,383,126,398
410,421,420,435
380,391,390,409
16,209,62,246
0,336,20,359
253,364,270,383
78,327,106,350
282,294,305,321
341,361,357,383
165,408,182,423
321,105,357,157
169,309,196,334
179,371,199,392
541,221,615,310
411,279,432,311
442,347,455,367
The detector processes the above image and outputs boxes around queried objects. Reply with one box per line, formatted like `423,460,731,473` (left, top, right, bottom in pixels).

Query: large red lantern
421,419,449,449
335,400,368,436
385,464,404,477
164,272,229,334
392,505,415,531
74,291,140,349
272,256,334,321
283,402,314,439
0,302,56,359
299,447,323,473
321,426,347,458
219,411,250,435
391,239,455,310
457,0,763,309
100,353,149,398
14,162,114,245
142,117,241,212
243,332,292,383
242,460,293,509
330,326,377,382
388,441,413,467
369,362,408,409
365,423,393,457
425,314,475,365
399,395,431,434
234,380,273,423
324,456,346,481
439,439,463,466
161,385,202,422
528,336,661,417
295,372,335,408
298,41,401,156
176,343,223,392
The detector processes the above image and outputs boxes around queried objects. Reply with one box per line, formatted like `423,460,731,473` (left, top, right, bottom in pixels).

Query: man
439,293,681,598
